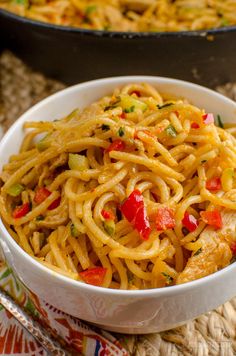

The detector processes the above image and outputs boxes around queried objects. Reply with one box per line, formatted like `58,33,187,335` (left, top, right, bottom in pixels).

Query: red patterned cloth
0,261,128,355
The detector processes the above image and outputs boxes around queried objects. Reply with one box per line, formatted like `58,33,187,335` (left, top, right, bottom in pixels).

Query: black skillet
1,8,236,86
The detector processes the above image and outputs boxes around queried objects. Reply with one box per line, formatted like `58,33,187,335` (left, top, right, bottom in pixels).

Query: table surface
0,50,235,356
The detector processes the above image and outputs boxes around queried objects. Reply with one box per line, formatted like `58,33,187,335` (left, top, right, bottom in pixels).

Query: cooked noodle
1,0,236,32
0,82,236,289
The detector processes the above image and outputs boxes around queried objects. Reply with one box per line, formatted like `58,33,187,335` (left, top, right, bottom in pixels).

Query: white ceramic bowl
0,76,236,334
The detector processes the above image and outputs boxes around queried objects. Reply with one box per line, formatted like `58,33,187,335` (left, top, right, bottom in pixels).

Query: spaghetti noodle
0,82,236,289
1,0,236,32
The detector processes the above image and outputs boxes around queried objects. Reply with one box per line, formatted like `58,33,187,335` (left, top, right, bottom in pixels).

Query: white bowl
0,76,236,334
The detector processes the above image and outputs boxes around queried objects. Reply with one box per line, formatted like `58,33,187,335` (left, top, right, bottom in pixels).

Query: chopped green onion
68,154,89,171
36,134,51,152
85,5,97,15
101,124,110,131
43,178,52,186
70,223,79,237
103,25,111,31
118,127,125,137
104,104,118,111
119,95,147,113
30,232,45,255
35,215,44,221
216,114,224,128
39,233,45,249
193,247,202,256
15,0,28,5
157,103,173,109
165,124,177,137
161,272,173,284
124,105,135,113
221,18,229,27
103,220,115,236
7,183,24,197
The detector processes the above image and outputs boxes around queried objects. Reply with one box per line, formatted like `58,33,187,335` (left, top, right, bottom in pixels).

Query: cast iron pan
1,9,236,86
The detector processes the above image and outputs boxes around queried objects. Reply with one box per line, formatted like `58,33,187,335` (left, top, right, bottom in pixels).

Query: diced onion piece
7,183,24,197
68,154,89,171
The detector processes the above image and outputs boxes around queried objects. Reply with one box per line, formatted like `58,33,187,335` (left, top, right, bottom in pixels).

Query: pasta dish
0,82,236,289
1,0,236,32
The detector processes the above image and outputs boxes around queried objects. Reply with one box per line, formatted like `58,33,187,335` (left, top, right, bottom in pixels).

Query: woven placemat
0,51,235,356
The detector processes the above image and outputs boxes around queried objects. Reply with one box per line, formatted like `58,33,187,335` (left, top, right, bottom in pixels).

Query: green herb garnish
15,0,29,6
124,105,135,113
216,114,224,128
85,5,97,15
70,223,79,237
104,104,117,111
36,215,44,221
101,124,110,131
194,248,202,256
157,103,173,109
103,25,111,31
221,18,229,27
118,127,125,137
161,272,173,285
165,124,177,138
103,220,115,236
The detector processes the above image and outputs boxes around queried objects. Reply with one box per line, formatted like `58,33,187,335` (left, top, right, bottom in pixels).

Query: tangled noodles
0,82,236,289
1,0,236,32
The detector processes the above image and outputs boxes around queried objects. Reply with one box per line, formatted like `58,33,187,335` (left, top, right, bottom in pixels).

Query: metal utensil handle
0,288,72,355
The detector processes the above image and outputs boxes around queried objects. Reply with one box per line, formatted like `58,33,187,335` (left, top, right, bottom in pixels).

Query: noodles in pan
0,83,236,289
1,0,236,32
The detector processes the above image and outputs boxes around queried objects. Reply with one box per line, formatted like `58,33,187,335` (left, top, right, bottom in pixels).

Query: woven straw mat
0,51,236,356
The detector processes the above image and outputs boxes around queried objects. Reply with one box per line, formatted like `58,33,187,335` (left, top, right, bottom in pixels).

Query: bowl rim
0,74,236,297
1,8,236,39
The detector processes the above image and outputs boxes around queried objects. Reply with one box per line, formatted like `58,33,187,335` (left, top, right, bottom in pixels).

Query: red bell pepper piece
79,267,107,286
13,202,30,219
156,207,175,231
191,122,200,129
121,190,143,223
230,243,236,256
182,212,199,232
202,113,214,124
206,177,221,191
48,197,61,210
200,210,222,229
106,139,125,153
101,209,115,220
120,112,126,119
134,206,151,240
131,90,141,97
34,187,51,204
120,190,151,240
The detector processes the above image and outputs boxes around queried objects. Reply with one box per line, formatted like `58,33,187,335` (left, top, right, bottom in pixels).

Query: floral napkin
0,260,128,355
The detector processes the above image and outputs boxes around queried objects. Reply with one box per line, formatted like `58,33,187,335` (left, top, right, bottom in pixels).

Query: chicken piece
177,210,236,284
